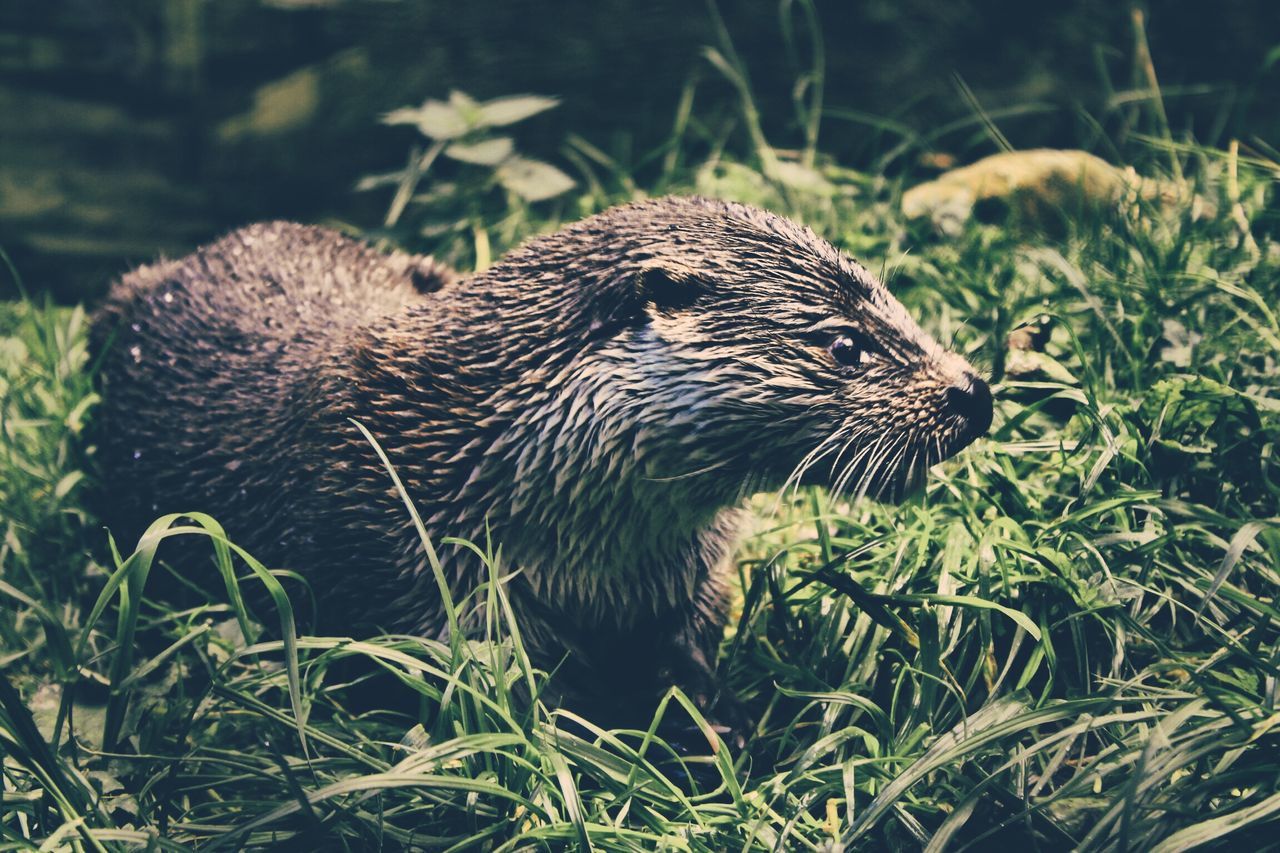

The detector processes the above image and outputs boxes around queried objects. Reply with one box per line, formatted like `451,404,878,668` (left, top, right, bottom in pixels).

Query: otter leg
653,567,748,744
655,576,728,707
507,567,745,742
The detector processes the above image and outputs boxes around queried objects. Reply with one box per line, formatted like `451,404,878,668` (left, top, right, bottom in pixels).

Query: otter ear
634,262,705,312
388,250,457,294
588,262,707,336
407,256,456,294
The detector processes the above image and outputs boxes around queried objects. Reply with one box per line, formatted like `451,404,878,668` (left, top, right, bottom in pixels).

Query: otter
91,196,992,722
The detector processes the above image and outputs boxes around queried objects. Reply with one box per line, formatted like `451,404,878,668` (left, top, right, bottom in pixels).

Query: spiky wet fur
92,196,986,712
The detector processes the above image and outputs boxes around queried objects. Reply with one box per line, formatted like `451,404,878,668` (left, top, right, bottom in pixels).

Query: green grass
4,35,1280,850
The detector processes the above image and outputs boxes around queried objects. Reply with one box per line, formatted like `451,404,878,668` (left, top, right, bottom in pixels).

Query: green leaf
546,747,594,851
496,156,575,201
382,99,469,140
1005,349,1080,385
445,137,515,166
448,89,479,113
53,470,83,500
1196,517,1280,616
1152,791,1280,852
847,695,1111,842
478,94,560,127
885,593,1043,640
771,160,834,194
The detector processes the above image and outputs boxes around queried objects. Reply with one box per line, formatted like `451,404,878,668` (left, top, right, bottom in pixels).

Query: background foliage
2,0,1278,296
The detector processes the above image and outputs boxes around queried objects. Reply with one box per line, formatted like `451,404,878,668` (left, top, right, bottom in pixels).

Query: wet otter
91,196,991,719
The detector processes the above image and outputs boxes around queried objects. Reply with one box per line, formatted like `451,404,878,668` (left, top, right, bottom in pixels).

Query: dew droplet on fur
130,323,141,332
129,344,142,362
163,292,174,304
132,449,142,460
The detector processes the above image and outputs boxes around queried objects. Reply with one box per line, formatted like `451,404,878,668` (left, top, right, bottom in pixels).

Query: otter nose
945,374,993,436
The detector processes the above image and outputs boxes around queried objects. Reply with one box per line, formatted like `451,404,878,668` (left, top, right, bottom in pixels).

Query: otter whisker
903,435,926,495
644,459,733,482
785,445,838,498
847,431,892,498
858,436,898,502
787,426,848,490
827,435,869,501
858,431,909,502
894,432,918,484
779,439,833,496
833,432,885,501
882,434,913,499
846,441,890,502
768,426,850,516
825,425,874,498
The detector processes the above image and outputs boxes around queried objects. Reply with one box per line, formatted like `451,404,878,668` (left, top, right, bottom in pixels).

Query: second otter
92,196,992,718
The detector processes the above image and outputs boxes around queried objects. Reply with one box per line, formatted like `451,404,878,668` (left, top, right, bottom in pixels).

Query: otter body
93,197,991,714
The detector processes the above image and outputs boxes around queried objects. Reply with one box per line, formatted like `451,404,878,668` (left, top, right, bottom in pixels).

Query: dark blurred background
2,0,1278,300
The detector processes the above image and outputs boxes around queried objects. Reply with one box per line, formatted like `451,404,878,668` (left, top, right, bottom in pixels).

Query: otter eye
828,334,864,367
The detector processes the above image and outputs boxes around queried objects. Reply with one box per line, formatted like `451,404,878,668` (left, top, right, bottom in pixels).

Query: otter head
560,196,992,505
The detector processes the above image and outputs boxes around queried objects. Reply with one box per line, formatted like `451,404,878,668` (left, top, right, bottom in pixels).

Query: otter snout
945,374,993,440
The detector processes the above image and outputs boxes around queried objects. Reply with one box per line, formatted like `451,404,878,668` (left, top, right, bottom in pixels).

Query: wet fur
92,196,987,715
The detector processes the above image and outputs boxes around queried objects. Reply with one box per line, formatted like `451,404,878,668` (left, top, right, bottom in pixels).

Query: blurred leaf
448,90,479,113
1005,349,1080,385
1158,318,1202,367
479,95,560,127
496,156,575,201
53,470,83,500
772,160,835,194
420,219,466,239
0,335,28,369
445,137,515,166
355,170,405,191
382,99,469,140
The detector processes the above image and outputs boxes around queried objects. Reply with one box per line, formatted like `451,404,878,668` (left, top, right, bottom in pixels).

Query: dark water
2,0,1277,299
